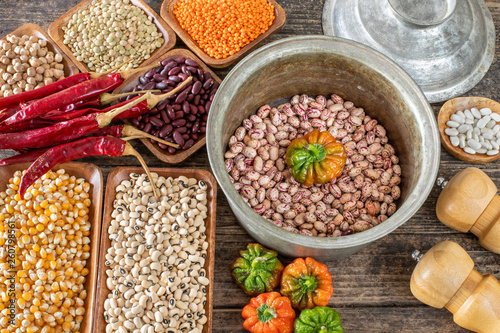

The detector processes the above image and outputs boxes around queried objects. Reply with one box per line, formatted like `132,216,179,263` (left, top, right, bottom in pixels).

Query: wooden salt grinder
436,167,500,254
410,241,500,333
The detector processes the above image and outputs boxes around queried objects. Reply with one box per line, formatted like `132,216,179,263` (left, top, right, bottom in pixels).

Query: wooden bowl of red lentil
160,0,286,68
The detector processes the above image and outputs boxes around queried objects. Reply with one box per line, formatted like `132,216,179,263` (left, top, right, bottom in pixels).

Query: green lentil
62,0,163,72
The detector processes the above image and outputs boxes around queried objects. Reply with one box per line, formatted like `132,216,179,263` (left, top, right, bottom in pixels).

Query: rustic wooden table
2,0,500,332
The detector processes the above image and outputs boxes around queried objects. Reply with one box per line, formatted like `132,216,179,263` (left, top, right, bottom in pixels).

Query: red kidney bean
149,117,163,127
160,57,173,66
185,59,199,67
159,124,173,138
142,81,156,90
200,126,206,133
156,81,169,90
178,73,189,81
182,101,190,113
143,123,152,134
187,114,196,122
193,95,201,106
205,101,211,112
190,104,198,114
175,91,188,104
173,104,182,111
173,131,185,146
130,118,140,127
175,57,186,64
167,146,176,154
139,76,148,85
169,76,181,83
176,127,188,134
144,70,155,79
172,119,186,127
175,111,184,119
191,81,202,95
167,108,176,119
153,74,167,82
192,122,199,133
168,67,181,76
198,106,205,114
203,79,213,90
167,79,178,86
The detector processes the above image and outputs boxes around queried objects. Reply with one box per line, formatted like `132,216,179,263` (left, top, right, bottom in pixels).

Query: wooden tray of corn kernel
0,162,102,333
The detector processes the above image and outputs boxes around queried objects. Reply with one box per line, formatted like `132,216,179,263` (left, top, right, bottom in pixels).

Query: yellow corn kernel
62,321,72,331
22,292,32,301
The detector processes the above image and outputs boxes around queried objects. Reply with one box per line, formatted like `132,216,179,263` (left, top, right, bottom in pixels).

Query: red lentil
174,0,275,59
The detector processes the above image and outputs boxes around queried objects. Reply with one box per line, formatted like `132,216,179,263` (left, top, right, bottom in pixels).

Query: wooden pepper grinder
436,167,500,254
410,241,500,333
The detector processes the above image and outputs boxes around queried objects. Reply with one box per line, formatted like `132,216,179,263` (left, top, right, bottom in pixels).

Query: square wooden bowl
0,162,103,333
114,48,222,164
48,0,176,73
2,23,79,78
160,0,286,68
95,167,217,333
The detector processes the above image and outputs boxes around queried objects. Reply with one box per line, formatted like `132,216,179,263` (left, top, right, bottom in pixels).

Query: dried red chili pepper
3,73,125,126
0,105,21,123
39,90,156,122
2,62,162,126
0,148,48,166
0,72,91,110
19,136,160,198
0,58,139,109
0,117,58,133
0,94,149,149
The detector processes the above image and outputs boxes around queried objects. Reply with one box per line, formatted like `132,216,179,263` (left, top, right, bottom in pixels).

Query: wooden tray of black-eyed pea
95,167,217,333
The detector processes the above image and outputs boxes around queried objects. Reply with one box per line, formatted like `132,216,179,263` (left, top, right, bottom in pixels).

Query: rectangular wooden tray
48,0,176,73
0,162,103,333
2,23,79,79
114,48,222,164
95,167,217,333
160,0,286,68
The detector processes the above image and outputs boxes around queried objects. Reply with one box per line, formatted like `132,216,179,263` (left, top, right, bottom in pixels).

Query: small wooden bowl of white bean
438,96,500,163
95,167,217,333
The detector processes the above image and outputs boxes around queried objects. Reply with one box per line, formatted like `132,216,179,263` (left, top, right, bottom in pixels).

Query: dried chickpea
0,34,65,97
174,0,275,59
0,169,92,333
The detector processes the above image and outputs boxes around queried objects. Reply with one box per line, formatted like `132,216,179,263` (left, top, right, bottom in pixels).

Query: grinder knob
411,241,500,333
436,167,500,253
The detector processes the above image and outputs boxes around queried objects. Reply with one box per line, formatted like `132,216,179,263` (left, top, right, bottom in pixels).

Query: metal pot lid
322,0,495,103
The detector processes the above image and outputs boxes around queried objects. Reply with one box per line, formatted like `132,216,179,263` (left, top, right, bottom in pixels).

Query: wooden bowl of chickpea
0,23,78,98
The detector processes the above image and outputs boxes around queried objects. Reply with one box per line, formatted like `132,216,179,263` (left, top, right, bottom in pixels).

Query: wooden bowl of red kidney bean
114,48,221,164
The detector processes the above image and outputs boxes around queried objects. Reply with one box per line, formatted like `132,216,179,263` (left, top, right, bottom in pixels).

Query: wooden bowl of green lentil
160,0,286,68
0,162,103,333
48,0,176,73
95,167,217,333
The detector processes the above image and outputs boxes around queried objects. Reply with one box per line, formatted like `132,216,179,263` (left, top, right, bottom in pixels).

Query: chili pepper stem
121,124,180,148
119,62,161,80
96,93,150,127
122,142,160,199
99,90,160,105
147,77,193,109
89,58,134,78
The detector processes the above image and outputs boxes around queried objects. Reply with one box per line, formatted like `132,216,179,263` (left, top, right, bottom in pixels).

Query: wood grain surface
2,1,500,332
